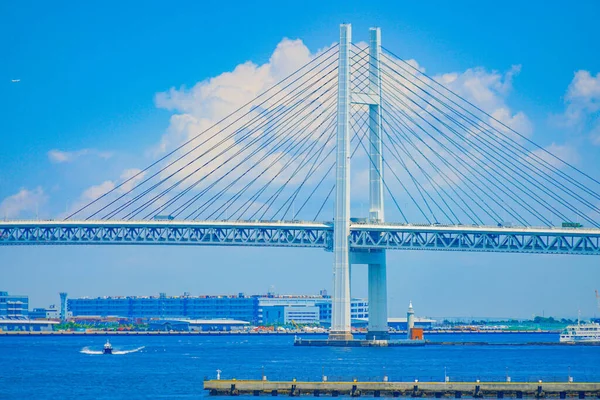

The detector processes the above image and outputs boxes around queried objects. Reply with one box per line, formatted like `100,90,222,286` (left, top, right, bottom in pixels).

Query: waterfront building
262,305,321,325
258,295,368,325
0,318,58,332
68,293,259,323
66,292,367,326
0,291,28,318
29,305,60,320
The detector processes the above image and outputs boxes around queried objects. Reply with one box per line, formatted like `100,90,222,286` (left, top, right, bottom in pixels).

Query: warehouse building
67,292,368,326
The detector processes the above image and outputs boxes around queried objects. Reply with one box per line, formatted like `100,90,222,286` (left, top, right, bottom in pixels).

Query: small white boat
103,340,113,354
559,322,600,343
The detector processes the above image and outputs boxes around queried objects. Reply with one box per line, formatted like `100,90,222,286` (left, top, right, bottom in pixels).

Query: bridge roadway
1,220,599,255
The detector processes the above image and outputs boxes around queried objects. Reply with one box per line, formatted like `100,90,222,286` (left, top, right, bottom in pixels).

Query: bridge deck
1,220,600,255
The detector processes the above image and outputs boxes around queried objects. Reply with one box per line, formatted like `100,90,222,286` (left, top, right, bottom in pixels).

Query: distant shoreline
0,330,559,336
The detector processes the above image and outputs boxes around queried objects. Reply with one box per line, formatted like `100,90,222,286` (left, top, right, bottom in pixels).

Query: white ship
559,321,600,343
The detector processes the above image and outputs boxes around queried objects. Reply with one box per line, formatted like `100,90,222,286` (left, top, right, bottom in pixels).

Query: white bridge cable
380,55,600,223
268,116,338,221
382,48,600,200
379,57,598,227
381,63,599,227
352,45,477,224
114,65,339,220
345,51,416,223
351,45,509,225
381,48,600,226
99,56,340,220
354,45,475,223
66,45,339,220
200,99,338,221
162,97,336,221
349,104,412,223
382,108,505,224
234,117,337,221
141,78,340,221
381,81,538,226
350,48,435,223
311,124,370,222
352,47,544,227
383,115,486,225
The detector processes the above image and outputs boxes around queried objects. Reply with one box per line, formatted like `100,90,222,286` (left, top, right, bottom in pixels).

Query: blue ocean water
0,333,598,399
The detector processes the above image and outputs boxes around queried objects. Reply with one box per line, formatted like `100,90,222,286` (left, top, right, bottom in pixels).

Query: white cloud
63,180,116,220
118,169,147,193
48,149,113,163
0,187,47,219
82,181,116,201
561,70,600,145
566,70,600,116
529,143,580,168
490,107,533,138
433,65,532,141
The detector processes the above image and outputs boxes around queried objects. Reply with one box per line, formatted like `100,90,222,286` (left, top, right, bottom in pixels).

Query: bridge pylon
329,25,389,341
329,23,353,341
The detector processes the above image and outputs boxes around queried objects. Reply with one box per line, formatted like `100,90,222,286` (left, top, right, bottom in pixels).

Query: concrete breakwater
204,379,600,398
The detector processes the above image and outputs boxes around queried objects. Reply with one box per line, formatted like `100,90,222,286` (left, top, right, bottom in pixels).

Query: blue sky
1,0,600,318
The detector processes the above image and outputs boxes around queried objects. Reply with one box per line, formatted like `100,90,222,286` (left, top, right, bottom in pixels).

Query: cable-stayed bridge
2,24,600,341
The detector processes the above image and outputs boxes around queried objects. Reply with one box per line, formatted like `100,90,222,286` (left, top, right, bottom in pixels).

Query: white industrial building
258,295,368,325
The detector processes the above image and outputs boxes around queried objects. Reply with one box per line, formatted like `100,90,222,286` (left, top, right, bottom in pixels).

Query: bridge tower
329,23,353,341
329,24,389,341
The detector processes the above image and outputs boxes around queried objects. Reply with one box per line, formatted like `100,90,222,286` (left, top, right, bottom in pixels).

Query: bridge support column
350,250,389,340
367,258,389,340
329,23,353,341
366,27,389,341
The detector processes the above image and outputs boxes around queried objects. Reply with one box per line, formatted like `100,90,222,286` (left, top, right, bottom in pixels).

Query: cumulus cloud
64,181,117,219
118,169,147,193
529,143,580,168
82,181,115,201
0,187,47,219
435,65,532,138
561,70,600,145
48,148,113,163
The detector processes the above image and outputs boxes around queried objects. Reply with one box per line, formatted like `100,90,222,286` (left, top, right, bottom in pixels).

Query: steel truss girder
349,227,600,255
1,221,600,255
0,222,329,248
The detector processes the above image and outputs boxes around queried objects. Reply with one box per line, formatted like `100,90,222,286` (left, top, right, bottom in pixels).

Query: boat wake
80,346,145,355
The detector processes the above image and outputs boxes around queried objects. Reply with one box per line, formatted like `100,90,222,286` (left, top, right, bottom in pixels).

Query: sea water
0,333,598,399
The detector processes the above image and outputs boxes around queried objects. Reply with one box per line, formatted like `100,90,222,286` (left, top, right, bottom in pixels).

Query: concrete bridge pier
350,250,389,340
